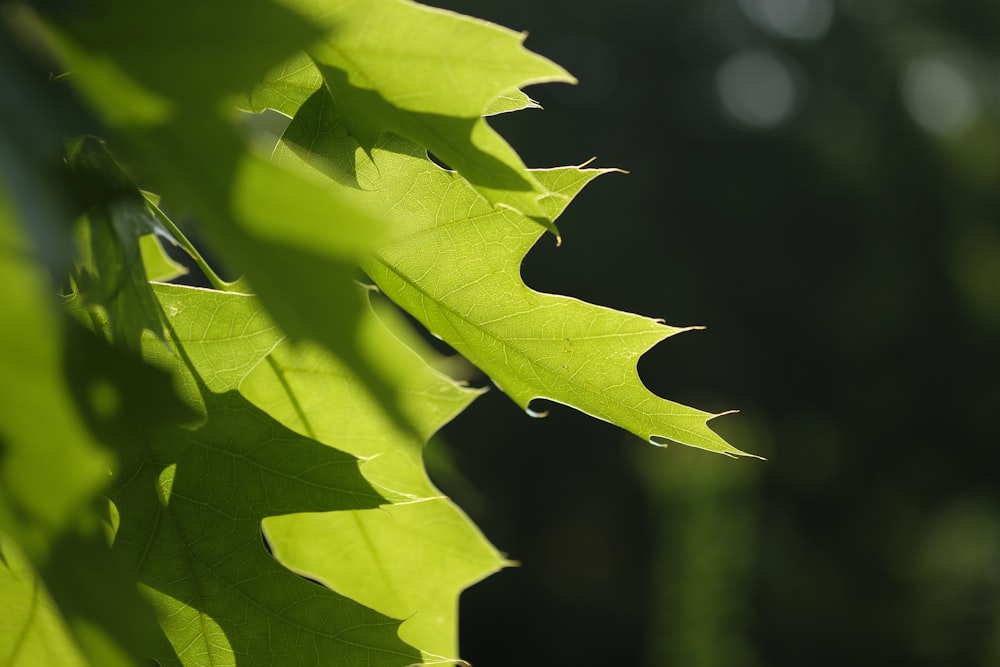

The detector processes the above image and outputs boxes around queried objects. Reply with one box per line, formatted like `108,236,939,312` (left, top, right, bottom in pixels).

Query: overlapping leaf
66,136,171,350
0,183,182,667
4,2,754,666
7,180,407,664
278,90,756,457
0,185,109,570
118,283,421,666
142,282,503,664
241,297,505,662
255,0,574,228
0,45,176,665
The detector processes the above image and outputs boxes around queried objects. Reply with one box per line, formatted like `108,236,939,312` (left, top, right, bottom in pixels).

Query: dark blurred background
420,0,1000,665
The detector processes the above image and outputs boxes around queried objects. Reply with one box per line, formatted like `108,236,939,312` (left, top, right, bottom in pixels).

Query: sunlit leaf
261,0,575,228
280,92,756,457
123,284,420,666
0,184,180,667
138,235,187,284
2,0,751,663
241,295,504,661
0,537,87,667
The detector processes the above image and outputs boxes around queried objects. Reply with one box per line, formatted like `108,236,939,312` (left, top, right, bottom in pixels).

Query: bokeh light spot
902,57,980,137
738,0,834,40
716,50,798,128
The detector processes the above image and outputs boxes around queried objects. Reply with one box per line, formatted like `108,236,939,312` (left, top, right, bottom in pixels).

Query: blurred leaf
32,0,403,422
0,537,87,667
0,37,170,664
0,24,95,276
0,183,182,667
0,187,111,561
34,0,323,118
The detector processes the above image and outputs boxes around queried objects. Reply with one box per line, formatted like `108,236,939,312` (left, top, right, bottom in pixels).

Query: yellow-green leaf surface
241,298,505,662
0,537,87,667
139,234,188,283
279,94,756,458
113,284,421,666
261,0,575,227
146,283,502,663
248,51,322,118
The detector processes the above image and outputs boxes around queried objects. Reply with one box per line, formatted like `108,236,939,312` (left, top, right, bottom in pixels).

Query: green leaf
0,537,87,667
279,96,756,458
0,188,111,561
262,0,575,228
484,88,543,116
250,53,538,120
123,283,421,665
7,2,754,664
139,234,187,284
248,51,323,118
0,32,93,277
1,182,182,667
66,136,170,350
34,0,324,123
115,393,416,666
240,294,505,661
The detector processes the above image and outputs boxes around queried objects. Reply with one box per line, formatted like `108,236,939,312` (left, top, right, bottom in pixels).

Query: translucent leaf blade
122,284,423,666
240,297,505,661
276,0,575,225
278,100,756,458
